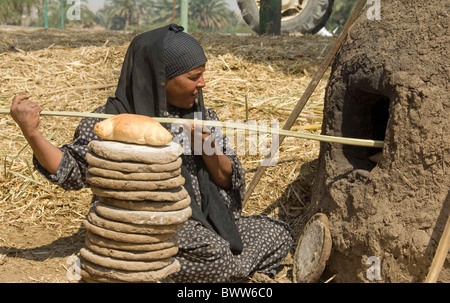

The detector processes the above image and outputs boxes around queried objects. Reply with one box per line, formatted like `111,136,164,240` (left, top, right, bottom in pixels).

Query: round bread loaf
93,114,173,146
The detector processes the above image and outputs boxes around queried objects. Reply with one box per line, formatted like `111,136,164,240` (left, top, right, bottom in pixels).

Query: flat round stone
86,173,185,191
94,202,192,226
98,196,191,212
86,231,178,252
88,165,181,181
87,209,183,235
86,152,182,173
83,219,175,244
87,140,184,164
91,186,189,202
80,247,172,271
81,258,180,283
85,237,179,261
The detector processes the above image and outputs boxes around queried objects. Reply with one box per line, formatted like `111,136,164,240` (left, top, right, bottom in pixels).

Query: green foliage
0,0,95,28
0,0,41,25
0,0,248,34
188,0,232,32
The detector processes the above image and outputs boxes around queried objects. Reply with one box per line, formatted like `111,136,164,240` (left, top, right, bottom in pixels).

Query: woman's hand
183,119,232,190
10,95,63,175
10,95,42,139
184,118,214,155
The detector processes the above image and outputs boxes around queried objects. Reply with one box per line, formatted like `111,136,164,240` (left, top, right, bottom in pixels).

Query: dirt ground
0,26,333,283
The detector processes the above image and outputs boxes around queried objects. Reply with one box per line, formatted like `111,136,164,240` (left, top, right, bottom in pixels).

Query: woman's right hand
10,95,42,138
10,94,62,174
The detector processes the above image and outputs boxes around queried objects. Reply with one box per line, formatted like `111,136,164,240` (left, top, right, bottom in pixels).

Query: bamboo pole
242,0,368,206
424,216,450,283
0,108,383,148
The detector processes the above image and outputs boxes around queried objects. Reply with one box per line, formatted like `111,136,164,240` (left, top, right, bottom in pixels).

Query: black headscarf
104,24,243,254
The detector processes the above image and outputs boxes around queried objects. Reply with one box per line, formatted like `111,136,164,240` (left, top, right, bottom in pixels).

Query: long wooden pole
0,108,383,148
171,0,176,23
242,0,368,206
424,216,450,283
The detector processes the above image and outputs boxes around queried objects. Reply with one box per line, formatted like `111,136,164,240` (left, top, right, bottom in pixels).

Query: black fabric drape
104,24,243,254
105,24,170,117
178,108,243,254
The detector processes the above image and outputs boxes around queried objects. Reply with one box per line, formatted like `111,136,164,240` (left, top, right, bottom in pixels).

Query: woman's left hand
184,118,214,155
182,119,232,189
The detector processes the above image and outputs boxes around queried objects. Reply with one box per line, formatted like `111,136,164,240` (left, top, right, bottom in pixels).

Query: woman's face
165,64,206,109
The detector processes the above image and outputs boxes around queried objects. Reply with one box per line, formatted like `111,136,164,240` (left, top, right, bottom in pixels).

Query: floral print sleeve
33,105,105,190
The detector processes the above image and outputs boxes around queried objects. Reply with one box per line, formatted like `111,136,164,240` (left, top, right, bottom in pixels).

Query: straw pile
0,27,335,283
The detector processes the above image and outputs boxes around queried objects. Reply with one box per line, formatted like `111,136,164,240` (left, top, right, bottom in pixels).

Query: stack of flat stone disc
80,140,191,283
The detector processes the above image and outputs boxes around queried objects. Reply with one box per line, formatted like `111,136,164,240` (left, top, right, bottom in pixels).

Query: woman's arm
10,95,63,174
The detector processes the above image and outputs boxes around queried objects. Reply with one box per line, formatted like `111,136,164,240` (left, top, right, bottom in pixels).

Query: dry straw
0,27,356,282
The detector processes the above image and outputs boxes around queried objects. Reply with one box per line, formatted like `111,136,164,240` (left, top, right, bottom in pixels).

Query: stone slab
86,173,185,191
86,152,182,173
83,218,175,244
87,140,184,164
85,237,179,261
80,247,172,271
88,165,181,181
86,231,178,252
80,258,180,283
87,209,183,235
94,202,192,226
99,196,191,212
91,186,188,202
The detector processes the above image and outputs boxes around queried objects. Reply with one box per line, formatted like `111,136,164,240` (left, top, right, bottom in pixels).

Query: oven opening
342,92,390,171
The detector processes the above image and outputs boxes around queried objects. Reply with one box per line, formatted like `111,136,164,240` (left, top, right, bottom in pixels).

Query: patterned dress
33,104,293,283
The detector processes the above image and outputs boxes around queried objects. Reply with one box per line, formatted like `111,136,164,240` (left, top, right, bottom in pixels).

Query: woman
10,24,293,282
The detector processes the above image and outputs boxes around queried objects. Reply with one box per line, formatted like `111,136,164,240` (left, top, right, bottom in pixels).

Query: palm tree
151,0,232,32
0,0,41,25
151,0,179,25
189,0,232,32
105,0,148,31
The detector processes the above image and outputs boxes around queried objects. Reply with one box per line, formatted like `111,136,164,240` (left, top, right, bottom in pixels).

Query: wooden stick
0,108,384,148
424,216,450,283
243,0,368,206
